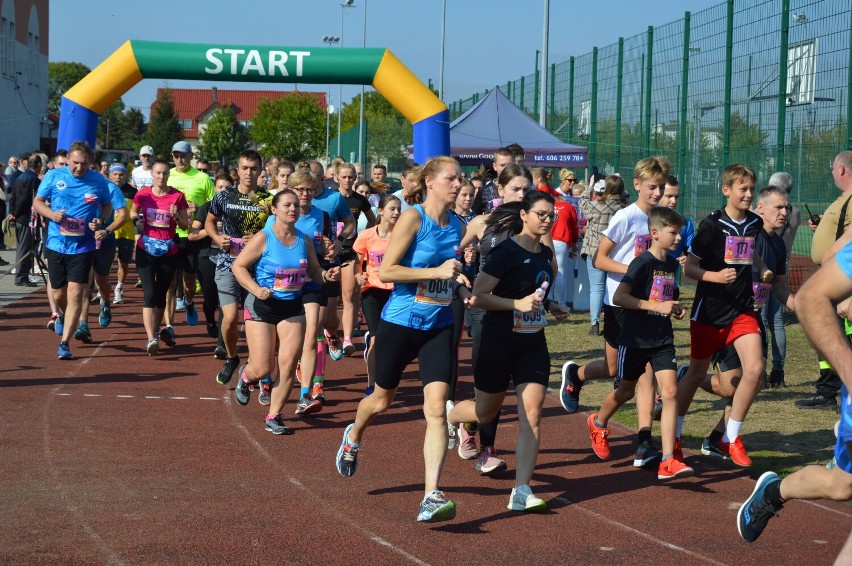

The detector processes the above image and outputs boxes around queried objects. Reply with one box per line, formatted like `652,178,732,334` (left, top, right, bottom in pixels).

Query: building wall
0,0,49,164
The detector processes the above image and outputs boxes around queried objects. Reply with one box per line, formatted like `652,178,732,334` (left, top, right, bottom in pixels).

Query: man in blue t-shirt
32,141,114,360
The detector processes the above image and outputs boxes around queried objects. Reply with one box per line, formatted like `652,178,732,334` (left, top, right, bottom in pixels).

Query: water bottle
533,281,549,301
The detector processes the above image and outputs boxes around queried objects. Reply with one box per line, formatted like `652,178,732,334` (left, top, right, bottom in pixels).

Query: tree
48,62,91,114
251,93,325,161
147,89,184,157
341,91,411,163
197,104,250,166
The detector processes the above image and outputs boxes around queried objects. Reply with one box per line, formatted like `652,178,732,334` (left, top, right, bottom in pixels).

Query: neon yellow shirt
169,167,214,237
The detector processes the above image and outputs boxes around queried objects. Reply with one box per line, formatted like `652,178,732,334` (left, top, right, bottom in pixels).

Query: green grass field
545,283,839,477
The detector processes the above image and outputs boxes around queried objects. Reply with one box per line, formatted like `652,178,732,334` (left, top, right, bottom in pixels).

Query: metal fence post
549,63,556,130
644,26,654,155
590,47,598,169
776,0,790,171
520,75,525,112
679,12,691,194
535,50,541,122
723,0,734,168
615,38,624,173
847,6,852,150
568,57,575,143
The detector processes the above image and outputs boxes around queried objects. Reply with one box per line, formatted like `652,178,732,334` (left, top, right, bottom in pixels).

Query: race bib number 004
414,279,453,306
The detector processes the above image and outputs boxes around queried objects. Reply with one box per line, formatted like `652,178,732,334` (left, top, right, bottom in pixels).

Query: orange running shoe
311,381,327,404
658,457,694,480
587,413,610,460
720,435,752,467
673,437,684,462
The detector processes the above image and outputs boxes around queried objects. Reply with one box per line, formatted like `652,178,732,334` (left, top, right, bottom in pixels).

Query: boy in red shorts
675,164,769,467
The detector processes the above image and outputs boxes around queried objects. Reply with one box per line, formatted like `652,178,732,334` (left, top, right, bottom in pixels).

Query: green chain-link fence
449,0,852,287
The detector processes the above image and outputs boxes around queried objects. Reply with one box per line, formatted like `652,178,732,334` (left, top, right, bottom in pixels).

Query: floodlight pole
539,0,549,127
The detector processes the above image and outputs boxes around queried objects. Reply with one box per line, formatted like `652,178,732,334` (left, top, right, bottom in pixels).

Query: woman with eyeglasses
448,190,566,512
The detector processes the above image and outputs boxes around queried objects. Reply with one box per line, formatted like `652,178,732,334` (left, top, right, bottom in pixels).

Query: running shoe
652,394,663,421
475,446,507,475
234,366,252,405
325,330,344,361
295,361,302,383
700,436,731,461
47,312,59,331
363,331,372,362
175,297,187,311
99,303,111,327
587,413,611,460
74,322,93,344
185,300,199,326
295,394,322,415
91,291,102,304
633,439,662,468
559,360,582,414
54,313,64,336
213,346,227,360
216,355,241,385
135,278,142,288
159,325,176,347
335,423,359,477
207,322,219,339
657,457,694,480
258,379,272,406
737,471,783,542
507,485,547,512
264,414,293,435
311,381,327,404
364,385,375,397
417,490,456,523
674,437,684,462
342,339,355,357
458,426,478,460
112,287,124,304
446,400,458,450
720,435,752,467
146,339,159,356
57,341,73,360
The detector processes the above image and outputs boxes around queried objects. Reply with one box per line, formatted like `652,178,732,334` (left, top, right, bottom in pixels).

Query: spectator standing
9,153,42,286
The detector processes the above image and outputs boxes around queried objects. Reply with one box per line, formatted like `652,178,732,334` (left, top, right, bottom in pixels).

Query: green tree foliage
197,104,250,167
48,61,91,114
147,89,184,157
341,90,411,163
251,93,324,161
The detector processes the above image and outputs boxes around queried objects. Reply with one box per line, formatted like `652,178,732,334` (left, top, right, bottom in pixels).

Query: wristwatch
104,228,113,237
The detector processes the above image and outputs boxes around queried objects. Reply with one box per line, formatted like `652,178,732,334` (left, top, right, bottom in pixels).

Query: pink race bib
724,236,754,265
59,216,85,236
229,237,245,257
368,250,384,267
752,281,772,309
145,208,171,228
634,234,652,257
273,263,307,292
649,274,675,302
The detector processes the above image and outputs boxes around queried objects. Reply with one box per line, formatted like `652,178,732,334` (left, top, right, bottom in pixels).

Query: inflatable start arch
58,40,450,164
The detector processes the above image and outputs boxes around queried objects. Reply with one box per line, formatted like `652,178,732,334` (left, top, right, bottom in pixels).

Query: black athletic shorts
603,304,626,349
92,240,117,277
244,293,305,325
176,237,199,274
617,344,677,383
46,248,93,287
713,346,742,373
474,325,550,394
374,319,454,390
116,239,134,264
302,285,328,307
361,287,392,334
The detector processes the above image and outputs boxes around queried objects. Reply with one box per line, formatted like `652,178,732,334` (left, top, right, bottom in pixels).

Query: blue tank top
381,204,462,330
255,225,308,301
295,206,327,293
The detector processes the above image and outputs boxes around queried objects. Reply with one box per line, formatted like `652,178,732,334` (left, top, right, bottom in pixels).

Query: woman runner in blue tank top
232,190,340,435
334,156,470,524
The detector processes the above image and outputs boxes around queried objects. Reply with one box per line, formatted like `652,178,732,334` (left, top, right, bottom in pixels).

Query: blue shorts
835,386,852,474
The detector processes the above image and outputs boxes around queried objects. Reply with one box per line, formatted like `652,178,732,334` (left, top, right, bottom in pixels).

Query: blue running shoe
559,361,582,414
55,313,64,336
335,423,359,477
185,300,199,326
175,297,187,311
234,365,252,405
74,322,93,343
99,303,111,327
57,341,73,360
325,330,344,361
159,325,176,347
417,490,456,523
737,471,783,542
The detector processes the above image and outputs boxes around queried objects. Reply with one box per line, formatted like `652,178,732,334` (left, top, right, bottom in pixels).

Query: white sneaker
507,485,546,512
113,288,124,304
146,339,159,356
446,400,458,450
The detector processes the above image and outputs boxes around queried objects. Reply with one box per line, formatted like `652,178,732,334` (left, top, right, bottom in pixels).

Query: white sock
115,283,123,290
676,416,685,438
723,419,743,443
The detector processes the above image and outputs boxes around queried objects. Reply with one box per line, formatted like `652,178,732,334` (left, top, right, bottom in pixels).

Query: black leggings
196,252,220,323
136,250,178,309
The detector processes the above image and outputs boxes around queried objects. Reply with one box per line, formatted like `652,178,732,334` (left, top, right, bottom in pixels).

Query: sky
49,0,722,119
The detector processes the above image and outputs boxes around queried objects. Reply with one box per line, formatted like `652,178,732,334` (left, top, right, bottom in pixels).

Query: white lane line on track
803,499,852,517
43,333,126,565
54,393,223,402
227,404,431,565
553,497,730,565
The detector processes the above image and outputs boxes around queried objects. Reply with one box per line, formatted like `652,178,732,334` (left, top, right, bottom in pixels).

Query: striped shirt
579,186,626,258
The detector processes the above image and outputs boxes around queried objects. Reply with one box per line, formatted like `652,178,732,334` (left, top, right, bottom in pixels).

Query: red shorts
689,311,760,360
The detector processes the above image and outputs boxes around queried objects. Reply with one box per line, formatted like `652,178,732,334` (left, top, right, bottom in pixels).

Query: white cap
139,145,154,156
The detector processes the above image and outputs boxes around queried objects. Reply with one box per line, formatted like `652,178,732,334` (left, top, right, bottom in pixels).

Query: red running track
1,284,850,564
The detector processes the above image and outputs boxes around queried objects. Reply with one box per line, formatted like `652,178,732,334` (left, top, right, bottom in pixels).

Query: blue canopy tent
446,87,587,168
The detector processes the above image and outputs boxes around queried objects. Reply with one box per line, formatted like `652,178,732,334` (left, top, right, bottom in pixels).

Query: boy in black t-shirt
586,207,693,480
675,164,771,468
